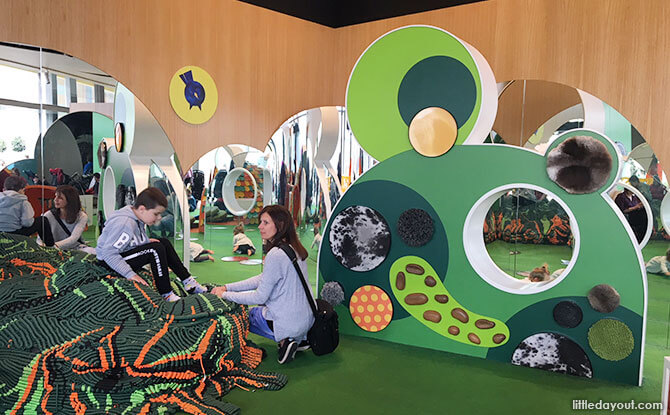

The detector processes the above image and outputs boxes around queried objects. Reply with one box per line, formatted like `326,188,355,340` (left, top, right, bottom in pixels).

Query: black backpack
279,244,339,356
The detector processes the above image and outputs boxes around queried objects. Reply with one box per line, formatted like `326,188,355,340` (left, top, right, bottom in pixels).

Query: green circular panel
588,319,634,361
398,56,476,127
346,26,482,161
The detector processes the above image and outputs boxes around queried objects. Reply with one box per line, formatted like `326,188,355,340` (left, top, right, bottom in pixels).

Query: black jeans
10,216,54,246
234,244,256,255
118,238,190,294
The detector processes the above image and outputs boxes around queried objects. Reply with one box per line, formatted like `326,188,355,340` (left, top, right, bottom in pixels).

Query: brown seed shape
448,326,460,335
423,310,442,323
405,264,424,275
396,272,406,290
424,276,436,287
468,333,481,345
404,293,429,305
475,319,495,329
451,308,469,323
492,334,506,344
434,294,449,304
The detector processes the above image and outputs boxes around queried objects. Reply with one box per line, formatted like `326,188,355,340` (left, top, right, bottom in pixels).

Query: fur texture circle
587,284,621,313
329,205,391,272
546,136,612,194
321,281,345,307
512,332,592,378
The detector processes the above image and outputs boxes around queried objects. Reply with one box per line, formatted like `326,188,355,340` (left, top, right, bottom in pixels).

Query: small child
311,227,322,250
645,248,670,276
96,187,207,301
190,242,215,262
523,263,564,282
528,264,551,282
186,188,197,212
233,223,256,256
0,176,54,246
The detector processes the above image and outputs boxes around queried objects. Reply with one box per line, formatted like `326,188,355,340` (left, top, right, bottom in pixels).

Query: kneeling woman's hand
211,286,227,296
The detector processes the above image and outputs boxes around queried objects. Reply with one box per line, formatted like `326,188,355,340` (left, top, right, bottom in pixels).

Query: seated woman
42,185,95,254
212,205,315,364
646,248,670,277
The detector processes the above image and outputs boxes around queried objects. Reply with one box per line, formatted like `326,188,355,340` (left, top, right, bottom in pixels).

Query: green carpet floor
82,226,670,414
486,240,573,278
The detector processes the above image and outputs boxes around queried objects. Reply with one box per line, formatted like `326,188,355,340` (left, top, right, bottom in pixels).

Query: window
0,64,40,103
56,75,68,106
104,87,115,103
0,105,40,168
76,80,94,103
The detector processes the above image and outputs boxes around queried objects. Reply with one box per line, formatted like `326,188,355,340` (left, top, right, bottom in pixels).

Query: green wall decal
346,26,485,161
321,25,645,385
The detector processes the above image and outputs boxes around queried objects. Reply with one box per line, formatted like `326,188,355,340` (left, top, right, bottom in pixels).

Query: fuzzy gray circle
321,281,345,307
587,284,621,313
397,208,434,247
546,135,612,194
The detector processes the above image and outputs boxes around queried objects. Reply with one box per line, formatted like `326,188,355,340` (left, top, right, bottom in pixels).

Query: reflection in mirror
610,182,652,246
263,107,376,255
484,188,574,283
148,163,179,237
612,142,667,248
183,107,376,260
490,80,583,150
223,167,257,216
490,78,670,264
0,42,115,249
184,144,269,256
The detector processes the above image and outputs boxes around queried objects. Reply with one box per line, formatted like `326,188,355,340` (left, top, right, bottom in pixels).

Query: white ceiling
0,43,116,87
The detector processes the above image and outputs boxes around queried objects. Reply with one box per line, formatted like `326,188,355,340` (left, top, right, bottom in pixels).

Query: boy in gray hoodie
0,175,54,246
96,187,207,301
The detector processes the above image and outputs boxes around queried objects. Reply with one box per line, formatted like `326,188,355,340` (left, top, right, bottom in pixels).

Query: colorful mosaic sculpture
0,233,286,415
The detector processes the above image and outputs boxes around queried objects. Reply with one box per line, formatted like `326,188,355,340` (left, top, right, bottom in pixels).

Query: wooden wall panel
0,0,338,169
2,0,670,170
493,80,581,145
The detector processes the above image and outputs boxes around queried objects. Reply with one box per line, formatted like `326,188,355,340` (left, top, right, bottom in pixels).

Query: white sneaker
296,340,310,352
183,276,208,294
162,291,181,302
277,339,298,364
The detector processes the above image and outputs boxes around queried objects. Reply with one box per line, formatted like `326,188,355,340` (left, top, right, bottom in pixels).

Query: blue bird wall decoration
179,70,206,110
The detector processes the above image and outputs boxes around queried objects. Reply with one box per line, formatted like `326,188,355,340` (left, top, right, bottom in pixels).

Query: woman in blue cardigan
212,205,315,364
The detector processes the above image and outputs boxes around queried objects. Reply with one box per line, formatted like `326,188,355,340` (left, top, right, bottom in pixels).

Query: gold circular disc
408,107,458,157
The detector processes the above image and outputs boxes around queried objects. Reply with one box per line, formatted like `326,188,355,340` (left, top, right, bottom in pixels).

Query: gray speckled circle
329,205,391,272
511,332,592,378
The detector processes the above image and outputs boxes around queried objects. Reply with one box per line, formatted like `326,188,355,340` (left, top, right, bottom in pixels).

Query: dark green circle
398,56,476,127
319,180,449,320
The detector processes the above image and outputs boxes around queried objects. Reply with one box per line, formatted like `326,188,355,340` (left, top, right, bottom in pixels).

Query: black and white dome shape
512,332,593,378
329,206,392,272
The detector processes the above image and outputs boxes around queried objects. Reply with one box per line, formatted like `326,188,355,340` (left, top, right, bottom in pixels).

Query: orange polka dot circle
349,285,393,332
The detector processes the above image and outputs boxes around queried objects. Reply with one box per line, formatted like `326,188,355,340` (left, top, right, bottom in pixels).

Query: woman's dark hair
261,205,308,260
55,185,81,224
